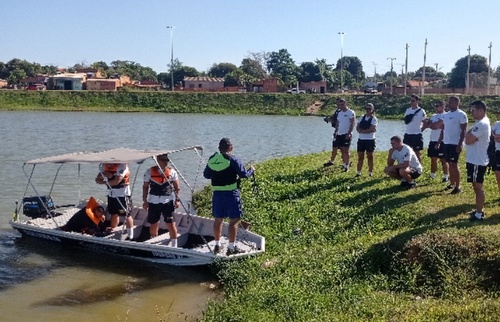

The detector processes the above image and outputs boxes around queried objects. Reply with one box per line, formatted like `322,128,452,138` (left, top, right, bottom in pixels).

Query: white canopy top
25,146,203,164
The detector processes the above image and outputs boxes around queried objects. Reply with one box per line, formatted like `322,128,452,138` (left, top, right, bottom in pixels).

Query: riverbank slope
2,90,500,118
194,150,500,321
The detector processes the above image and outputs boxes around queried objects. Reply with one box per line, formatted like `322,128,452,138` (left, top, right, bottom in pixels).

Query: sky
1,0,499,77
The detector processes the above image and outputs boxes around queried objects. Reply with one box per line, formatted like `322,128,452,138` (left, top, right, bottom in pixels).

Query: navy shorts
410,167,422,179
147,201,175,224
107,196,131,216
427,141,445,158
403,133,423,151
212,190,243,219
494,151,500,171
333,134,351,148
444,144,460,163
357,139,375,153
466,162,487,184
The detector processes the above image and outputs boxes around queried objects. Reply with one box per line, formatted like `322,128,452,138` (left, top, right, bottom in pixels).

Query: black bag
22,195,55,218
359,115,372,130
404,108,422,125
487,134,496,173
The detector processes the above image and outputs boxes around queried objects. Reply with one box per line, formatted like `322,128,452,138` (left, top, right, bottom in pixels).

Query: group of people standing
324,94,496,221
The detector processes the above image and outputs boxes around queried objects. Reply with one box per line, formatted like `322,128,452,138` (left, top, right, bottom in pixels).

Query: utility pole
421,38,427,96
372,62,377,82
466,45,471,94
387,57,396,95
488,42,492,95
167,26,175,92
338,32,345,93
405,43,409,96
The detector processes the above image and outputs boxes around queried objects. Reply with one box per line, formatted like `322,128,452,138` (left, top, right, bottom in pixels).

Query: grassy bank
2,90,500,119
194,150,500,321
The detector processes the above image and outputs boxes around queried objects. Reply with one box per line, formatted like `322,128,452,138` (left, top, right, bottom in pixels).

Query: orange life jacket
104,163,130,188
149,166,173,196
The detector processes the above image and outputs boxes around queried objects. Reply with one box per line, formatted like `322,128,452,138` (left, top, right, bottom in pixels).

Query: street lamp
167,26,175,92
338,32,344,93
387,57,396,94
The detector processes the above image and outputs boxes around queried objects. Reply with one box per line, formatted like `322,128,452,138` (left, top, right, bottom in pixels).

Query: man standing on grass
422,100,449,182
323,97,355,171
384,135,423,189
403,94,427,163
436,96,468,194
465,100,491,221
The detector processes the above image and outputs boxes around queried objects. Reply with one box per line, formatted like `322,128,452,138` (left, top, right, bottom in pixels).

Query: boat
9,147,265,266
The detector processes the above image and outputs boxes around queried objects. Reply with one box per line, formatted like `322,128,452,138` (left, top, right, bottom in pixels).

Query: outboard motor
22,196,56,218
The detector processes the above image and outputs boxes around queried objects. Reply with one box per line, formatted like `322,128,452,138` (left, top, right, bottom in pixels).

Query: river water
0,111,421,321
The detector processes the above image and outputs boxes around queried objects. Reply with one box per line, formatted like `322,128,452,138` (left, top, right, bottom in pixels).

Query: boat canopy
25,146,203,165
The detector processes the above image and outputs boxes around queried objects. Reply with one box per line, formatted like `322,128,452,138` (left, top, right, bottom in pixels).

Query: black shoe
400,181,409,187
407,182,417,190
450,187,461,194
226,246,245,256
323,161,334,167
444,184,454,190
469,211,485,221
213,245,221,254
442,177,449,183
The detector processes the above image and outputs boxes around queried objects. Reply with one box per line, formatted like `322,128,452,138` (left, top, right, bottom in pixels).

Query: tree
414,66,445,79
448,54,489,88
208,62,238,78
240,57,267,80
266,49,300,86
298,62,322,83
335,56,365,82
224,68,244,87
109,60,157,81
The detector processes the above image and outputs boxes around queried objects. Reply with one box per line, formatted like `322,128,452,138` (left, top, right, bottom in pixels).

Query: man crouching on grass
384,135,423,189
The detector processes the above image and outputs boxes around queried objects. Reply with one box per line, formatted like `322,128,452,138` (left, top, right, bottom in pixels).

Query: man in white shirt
465,100,491,221
334,98,356,171
436,96,468,194
384,135,423,189
422,100,449,182
403,94,427,162
355,103,378,177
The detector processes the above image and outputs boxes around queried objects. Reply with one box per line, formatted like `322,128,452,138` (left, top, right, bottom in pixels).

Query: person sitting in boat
95,163,134,240
142,154,180,247
60,197,106,235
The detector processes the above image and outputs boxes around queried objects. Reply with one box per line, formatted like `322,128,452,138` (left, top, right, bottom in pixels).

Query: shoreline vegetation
1,90,500,119
194,151,500,321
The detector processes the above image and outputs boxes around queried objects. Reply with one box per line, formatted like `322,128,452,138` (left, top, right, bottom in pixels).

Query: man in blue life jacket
203,138,255,256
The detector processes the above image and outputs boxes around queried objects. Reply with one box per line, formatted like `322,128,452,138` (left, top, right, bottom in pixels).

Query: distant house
86,79,120,91
133,80,161,90
407,80,429,88
183,77,224,91
250,78,278,93
301,80,327,93
21,75,48,88
76,68,104,79
47,73,87,90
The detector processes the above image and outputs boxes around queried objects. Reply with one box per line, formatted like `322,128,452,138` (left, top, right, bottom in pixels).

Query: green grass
194,151,500,321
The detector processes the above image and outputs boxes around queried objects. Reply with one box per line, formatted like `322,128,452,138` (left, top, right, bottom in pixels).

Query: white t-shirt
98,163,131,197
357,115,378,140
404,107,426,135
465,117,491,166
391,144,423,173
336,109,356,135
428,112,446,142
144,167,179,204
492,121,500,151
442,109,468,145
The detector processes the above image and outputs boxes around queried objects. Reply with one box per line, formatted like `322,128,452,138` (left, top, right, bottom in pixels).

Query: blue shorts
212,190,243,219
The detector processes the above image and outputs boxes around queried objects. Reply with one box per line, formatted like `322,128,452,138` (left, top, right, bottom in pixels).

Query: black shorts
107,196,131,216
410,167,422,179
357,139,376,153
333,134,351,148
427,141,445,158
444,144,460,163
403,133,423,151
466,162,487,184
494,151,500,172
147,201,175,224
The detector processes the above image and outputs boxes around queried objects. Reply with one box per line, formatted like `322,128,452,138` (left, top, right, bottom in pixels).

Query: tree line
1,49,499,90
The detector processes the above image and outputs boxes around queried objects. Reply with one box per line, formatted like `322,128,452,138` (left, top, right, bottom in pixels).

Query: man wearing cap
203,138,255,256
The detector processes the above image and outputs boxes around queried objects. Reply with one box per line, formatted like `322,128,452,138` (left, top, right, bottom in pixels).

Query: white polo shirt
336,109,356,135
391,144,423,173
443,109,468,145
404,107,426,135
465,117,491,166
